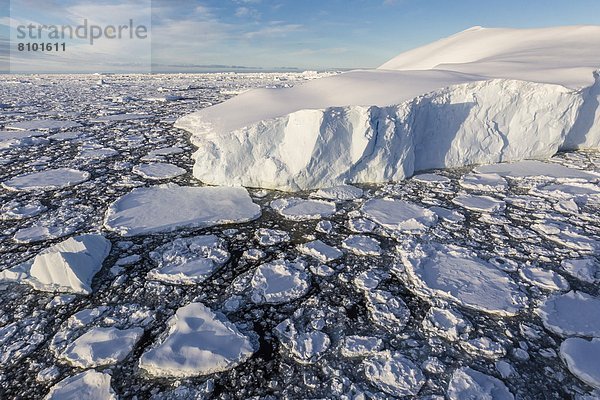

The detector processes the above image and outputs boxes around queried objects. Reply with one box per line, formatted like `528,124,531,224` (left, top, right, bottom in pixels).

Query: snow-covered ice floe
270,197,336,220
176,26,600,191
132,162,186,180
560,337,600,390
362,352,425,397
361,198,437,233
0,234,111,295
2,168,90,191
251,260,310,304
447,367,514,399
45,370,117,400
537,291,600,337
104,184,261,236
400,243,527,316
139,302,256,378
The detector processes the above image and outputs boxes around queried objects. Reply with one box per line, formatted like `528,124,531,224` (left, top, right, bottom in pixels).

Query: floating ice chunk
242,248,265,261
45,370,116,400
532,221,599,252
561,258,600,284
412,173,450,184
341,235,381,256
361,198,437,233
0,234,111,295
363,352,425,397
0,199,46,220
347,217,377,233
460,337,506,359
7,119,82,131
0,130,47,149
78,146,118,159
251,260,310,304
452,194,505,213
474,160,600,181
92,113,151,122
489,257,519,272
496,360,515,379
133,163,186,180
2,168,90,191
297,240,343,262
316,220,333,233
422,307,472,342
538,291,600,337
429,206,465,223
560,337,600,390
139,302,256,378
147,235,229,285
447,367,514,400
270,198,336,221
310,184,363,201
144,146,184,159
49,131,81,140
340,336,383,358
13,224,78,243
254,228,290,246
60,327,143,368
459,173,508,191
519,266,570,291
401,243,526,316
365,290,410,333
275,318,330,364
104,184,261,236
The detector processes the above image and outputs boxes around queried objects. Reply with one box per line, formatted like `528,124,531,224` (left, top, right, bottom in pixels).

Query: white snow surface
0,234,111,295
2,168,90,191
133,162,186,180
139,302,256,378
251,260,310,304
44,370,117,400
361,198,437,233
362,352,425,397
104,184,261,236
176,26,600,190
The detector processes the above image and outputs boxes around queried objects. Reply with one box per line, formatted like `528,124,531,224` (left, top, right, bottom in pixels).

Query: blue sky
3,0,600,72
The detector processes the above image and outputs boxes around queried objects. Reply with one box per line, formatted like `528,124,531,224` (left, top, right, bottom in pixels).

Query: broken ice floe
538,291,600,337
361,198,437,233
270,197,336,220
362,352,425,397
2,168,90,191
132,162,186,180
560,337,600,390
447,367,514,400
250,260,310,304
45,370,117,400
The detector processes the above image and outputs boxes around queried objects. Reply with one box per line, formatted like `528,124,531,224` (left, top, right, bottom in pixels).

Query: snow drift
176,26,600,191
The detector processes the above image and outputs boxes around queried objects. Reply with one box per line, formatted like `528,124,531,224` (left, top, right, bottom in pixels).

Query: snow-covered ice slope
176,26,600,191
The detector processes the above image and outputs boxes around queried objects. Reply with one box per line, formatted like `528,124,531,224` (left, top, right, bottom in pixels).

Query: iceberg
176,26,600,191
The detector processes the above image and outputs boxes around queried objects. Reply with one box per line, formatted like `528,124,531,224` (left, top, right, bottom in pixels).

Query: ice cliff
176,26,600,191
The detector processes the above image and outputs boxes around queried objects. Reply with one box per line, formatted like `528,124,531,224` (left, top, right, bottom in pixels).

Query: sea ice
400,243,526,316
251,260,310,304
254,228,290,246
459,173,508,191
560,258,600,284
340,336,383,358
365,290,410,333
452,194,506,213
422,307,472,342
474,160,600,180
447,367,514,400
104,184,261,236
60,327,143,368
139,302,256,378
44,370,116,400
560,337,600,390
7,119,82,131
310,184,364,201
275,318,330,364
297,240,343,262
538,291,600,337
0,199,46,220
519,266,570,291
133,162,186,180
270,198,336,221
362,352,425,397
412,173,450,184
341,235,382,256
0,234,111,295
2,168,90,191
361,198,437,233
147,235,229,285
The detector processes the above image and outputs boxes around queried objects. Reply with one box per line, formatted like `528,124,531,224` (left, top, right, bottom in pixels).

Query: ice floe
459,173,508,191
147,235,229,285
447,367,514,400
560,258,600,284
104,184,261,236
254,228,290,246
400,243,526,316
365,290,410,333
45,370,116,400
474,160,600,180
538,291,600,337
270,198,336,220
7,119,82,131
2,168,90,191
560,337,600,390
519,265,570,291
133,162,186,180
275,318,330,364
361,198,437,233
310,184,364,201
340,336,383,358
251,260,310,304
139,302,256,378
341,235,381,256
362,352,425,397
0,234,111,294
60,327,143,368
422,307,472,342
452,194,505,213
297,240,343,262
